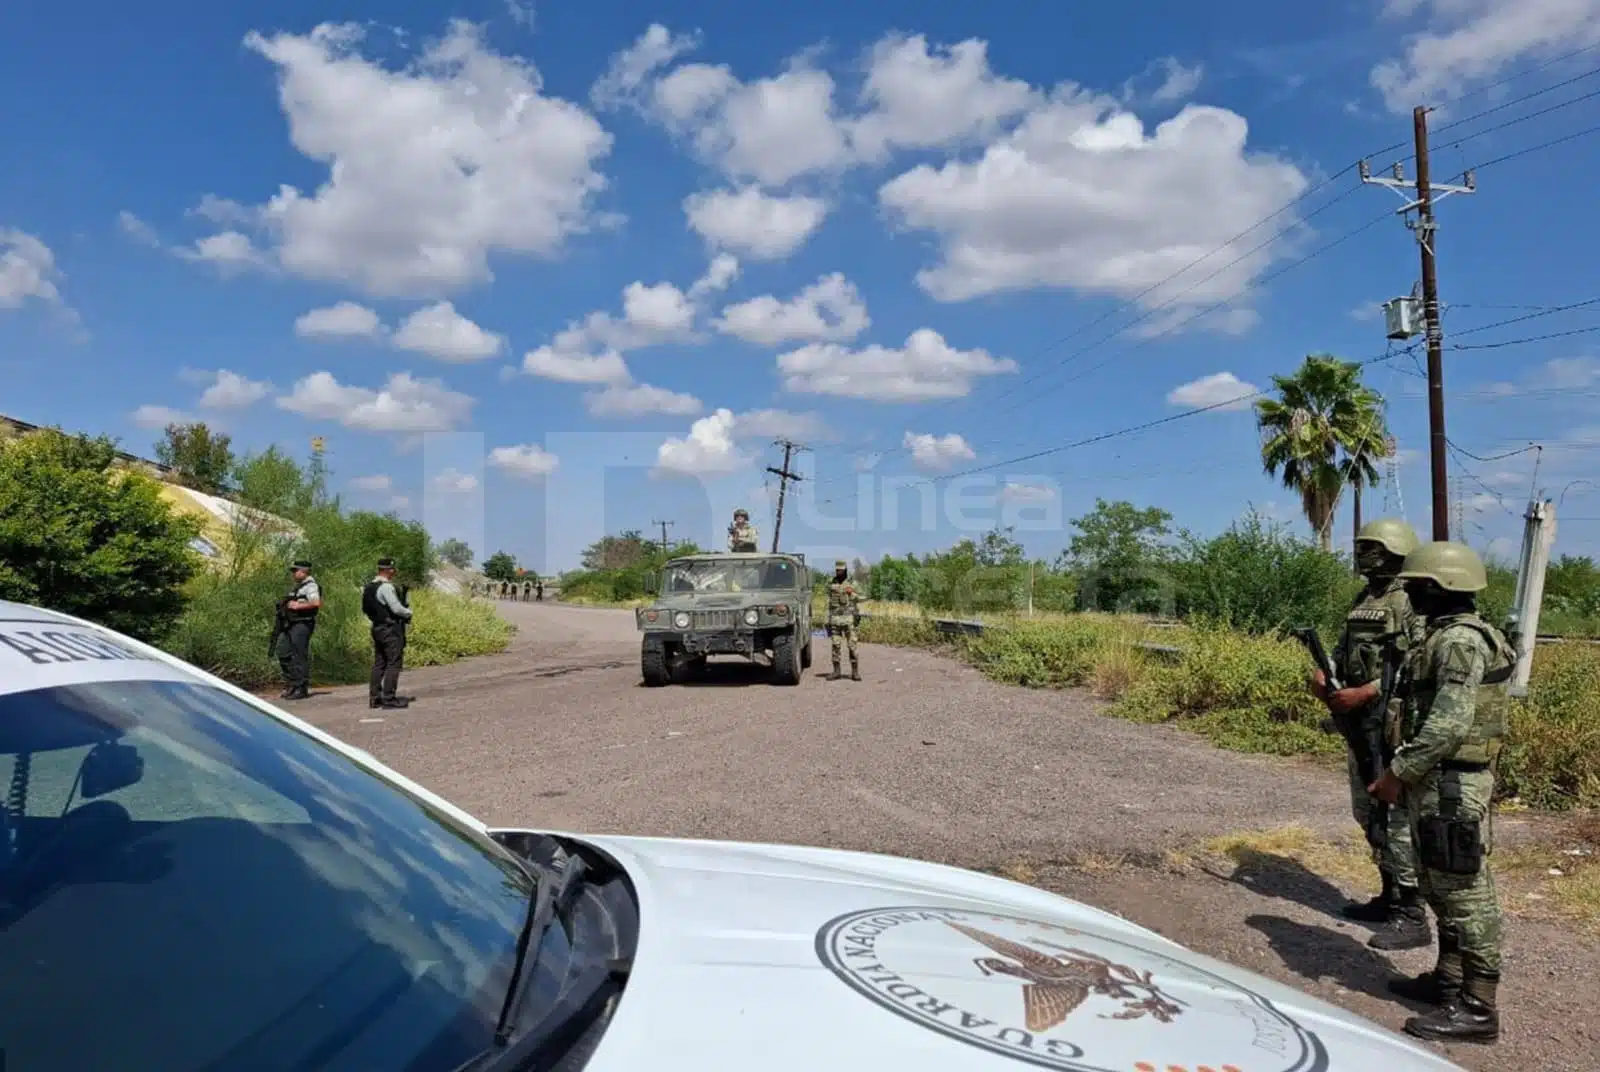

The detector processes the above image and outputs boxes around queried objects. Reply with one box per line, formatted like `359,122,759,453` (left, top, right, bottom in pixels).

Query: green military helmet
1355,517,1419,558
834,559,847,570
1398,541,1488,593
734,508,749,520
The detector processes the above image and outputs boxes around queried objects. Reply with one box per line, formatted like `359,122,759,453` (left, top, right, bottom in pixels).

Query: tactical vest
362,580,404,626
1403,613,1515,766
1336,580,1414,687
827,580,858,625
284,578,319,623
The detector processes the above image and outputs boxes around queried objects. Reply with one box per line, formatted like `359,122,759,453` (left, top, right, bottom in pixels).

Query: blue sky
5,0,1600,571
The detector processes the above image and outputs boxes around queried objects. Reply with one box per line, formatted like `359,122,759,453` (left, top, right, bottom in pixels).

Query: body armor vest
284,578,319,623
1336,580,1413,687
1403,613,1515,766
827,580,858,625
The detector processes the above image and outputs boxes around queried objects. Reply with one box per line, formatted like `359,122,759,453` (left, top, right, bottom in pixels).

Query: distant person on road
362,556,413,710
276,560,321,701
728,508,758,552
1368,542,1515,1045
826,559,861,682
1314,517,1429,952
535,578,544,601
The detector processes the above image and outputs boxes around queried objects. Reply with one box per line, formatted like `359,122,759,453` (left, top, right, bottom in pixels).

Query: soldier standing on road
1369,542,1515,1044
363,556,413,710
535,577,544,601
1315,517,1430,951
728,508,758,552
276,560,321,701
826,559,861,682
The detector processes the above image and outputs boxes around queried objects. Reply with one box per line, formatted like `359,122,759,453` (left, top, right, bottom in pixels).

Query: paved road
299,600,1355,866
291,599,1598,1069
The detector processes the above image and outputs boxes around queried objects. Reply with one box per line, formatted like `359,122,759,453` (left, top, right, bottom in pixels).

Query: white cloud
846,34,1037,162
655,408,750,475
879,96,1309,307
392,301,504,361
521,348,630,384
683,186,828,260
117,211,162,248
488,443,559,479
591,23,699,108
504,0,535,29
431,468,479,493
197,369,272,409
295,301,385,339
999,481,1056,503
131,405,191,429
777,328,1016,402
1166,371,1260,410
903,431,976,470
1541,355,1600,389
174,230,267,272
350,473,393,491
731,409,829,441
1123,57,1205,105
715,272,869,345
584,382,703,417
277,371,474,432
0,229,66,310
193,21,612,297
1349,300,1384,322
1371,0,1600,113
687,252,740,300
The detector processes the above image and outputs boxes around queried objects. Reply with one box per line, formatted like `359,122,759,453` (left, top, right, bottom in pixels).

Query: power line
1449,294,1600,337
1446,440,1542,463
1451,323,1600,350
1432,83,1600,155
1449,120,1600,176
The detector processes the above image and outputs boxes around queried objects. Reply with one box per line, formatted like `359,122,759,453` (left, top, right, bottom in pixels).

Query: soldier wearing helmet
727,508,759,552
1314,518,1429,951
1368,541,1515,1044
826,559,861,681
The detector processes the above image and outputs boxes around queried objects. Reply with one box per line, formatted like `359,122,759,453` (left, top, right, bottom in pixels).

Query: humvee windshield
663,558,798,593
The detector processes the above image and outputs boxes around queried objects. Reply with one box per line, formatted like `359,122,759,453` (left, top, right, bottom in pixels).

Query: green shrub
405,590,514,666
1500,643,1600,809
966,618,1124,688
0,429,202,641
858,615,939,648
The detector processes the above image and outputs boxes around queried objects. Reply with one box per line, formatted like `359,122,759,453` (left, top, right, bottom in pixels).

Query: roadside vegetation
1,424,511,689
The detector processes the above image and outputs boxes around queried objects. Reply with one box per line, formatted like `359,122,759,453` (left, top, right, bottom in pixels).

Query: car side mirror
81,741,144,799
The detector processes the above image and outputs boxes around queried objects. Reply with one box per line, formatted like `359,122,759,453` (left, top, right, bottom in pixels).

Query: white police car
0,600,1463,1071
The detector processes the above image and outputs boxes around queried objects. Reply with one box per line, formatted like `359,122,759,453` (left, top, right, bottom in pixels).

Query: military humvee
635,552,813,686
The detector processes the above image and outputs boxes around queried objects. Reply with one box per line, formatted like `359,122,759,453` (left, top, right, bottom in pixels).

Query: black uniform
363,575,413,706
276,575,319,697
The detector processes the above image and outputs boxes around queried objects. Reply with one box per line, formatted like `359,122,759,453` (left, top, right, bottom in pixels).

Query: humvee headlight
674,611,690,629
743,609,760,626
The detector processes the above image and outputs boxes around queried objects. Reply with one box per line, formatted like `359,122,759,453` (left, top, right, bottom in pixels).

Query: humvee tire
772,631,801,686
801,635,813,669
641,639,671,687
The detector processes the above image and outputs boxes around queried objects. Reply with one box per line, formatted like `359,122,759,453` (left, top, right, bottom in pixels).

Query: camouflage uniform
826,560,861,681
1387,542,1514,1044
728,510,759,552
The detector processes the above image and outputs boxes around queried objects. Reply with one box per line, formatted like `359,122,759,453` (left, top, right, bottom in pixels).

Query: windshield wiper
491,853,588,1047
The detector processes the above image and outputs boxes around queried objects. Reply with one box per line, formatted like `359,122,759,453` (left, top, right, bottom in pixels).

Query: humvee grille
693,610,739,630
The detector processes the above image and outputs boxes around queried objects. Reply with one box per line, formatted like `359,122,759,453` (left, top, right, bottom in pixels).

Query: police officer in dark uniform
363,556,413,709
277,559,321,700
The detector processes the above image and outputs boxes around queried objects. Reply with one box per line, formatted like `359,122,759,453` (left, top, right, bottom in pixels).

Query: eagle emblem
947,921,1187,1032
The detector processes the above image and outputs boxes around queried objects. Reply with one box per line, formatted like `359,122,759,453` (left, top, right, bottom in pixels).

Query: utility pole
651,519,674,556
765,439,808,552
1360,106,1476,541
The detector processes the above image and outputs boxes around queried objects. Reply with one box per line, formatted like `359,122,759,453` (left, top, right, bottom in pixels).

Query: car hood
517,832,1463,1071
645,594,797,610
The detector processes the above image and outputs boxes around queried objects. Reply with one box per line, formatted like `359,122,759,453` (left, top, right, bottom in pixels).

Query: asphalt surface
293,599,1598,1071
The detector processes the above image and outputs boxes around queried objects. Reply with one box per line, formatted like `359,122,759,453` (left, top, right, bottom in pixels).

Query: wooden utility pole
651,519,674,556
765,439,807,552
1360,108,1475,543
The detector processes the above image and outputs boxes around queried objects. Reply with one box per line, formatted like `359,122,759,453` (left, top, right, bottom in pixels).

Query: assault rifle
269,596,290,658
1292,626,1398,853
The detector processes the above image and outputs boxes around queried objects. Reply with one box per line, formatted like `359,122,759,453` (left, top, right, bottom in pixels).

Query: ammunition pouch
1417,764,1486,876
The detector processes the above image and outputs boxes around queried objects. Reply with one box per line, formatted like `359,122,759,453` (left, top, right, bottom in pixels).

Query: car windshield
664,559,798,593
0,677,534,1072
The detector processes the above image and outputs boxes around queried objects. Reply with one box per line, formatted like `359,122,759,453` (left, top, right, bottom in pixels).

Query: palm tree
1255,354,1390,552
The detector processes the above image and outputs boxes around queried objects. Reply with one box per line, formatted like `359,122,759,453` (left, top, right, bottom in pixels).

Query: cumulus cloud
684,186,828,260
715,272,869,345
392,301,504,361
131,405,191,429
197,369,272,409
174,231,268,273
488,443,559,478
903,431,976,470
590,23,699,108
655,408,750,476
117,211,162,248
1123,57,1205,105
277,371,474,432
184,21,612,297
431,468,480,493
521,348,630,384
999,481,1056,504
295,301,385,339
1371,0,1600,112
0,229,67,310
1166,371,1260,410
777,328,1016,402
583,382,703,417
731,409,829,441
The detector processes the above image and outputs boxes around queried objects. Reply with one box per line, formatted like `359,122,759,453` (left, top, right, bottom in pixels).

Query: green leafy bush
966,618,1127,688
1500,643,1600,809
0,429,201,640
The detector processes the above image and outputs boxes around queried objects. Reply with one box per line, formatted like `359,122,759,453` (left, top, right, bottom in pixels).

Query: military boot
827,663,843,681
850,663,861,681
1387,969,1461,1006
1341,871,1394,923
1368,885,1432,951
1404,973,1499,1044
